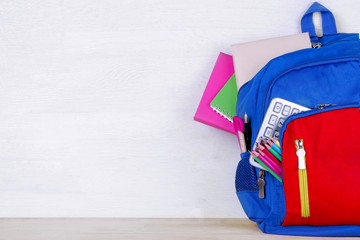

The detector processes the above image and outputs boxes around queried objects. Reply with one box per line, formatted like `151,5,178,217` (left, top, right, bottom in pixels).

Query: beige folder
231,33,312,90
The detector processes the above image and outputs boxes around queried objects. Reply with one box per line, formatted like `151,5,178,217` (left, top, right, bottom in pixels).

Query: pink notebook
194,53,235,135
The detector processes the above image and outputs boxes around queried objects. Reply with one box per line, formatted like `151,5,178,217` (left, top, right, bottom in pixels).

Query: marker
233,116,247,153
250,151,282,182
244,113,252,151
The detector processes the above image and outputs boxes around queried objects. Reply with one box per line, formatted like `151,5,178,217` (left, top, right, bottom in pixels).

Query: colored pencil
264,142,282,162
256,142,281,166
254,150,281,176
266,139,282,155
250,151,282,182
269,136,281,148
258,149,281,168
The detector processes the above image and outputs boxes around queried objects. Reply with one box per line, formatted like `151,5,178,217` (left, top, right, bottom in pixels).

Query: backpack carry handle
301,2,337,41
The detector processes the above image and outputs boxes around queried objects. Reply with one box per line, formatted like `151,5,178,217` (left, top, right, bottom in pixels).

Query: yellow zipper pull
295,139,310,218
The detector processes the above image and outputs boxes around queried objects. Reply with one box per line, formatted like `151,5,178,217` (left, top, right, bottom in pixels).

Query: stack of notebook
194,33,311,135
194,53,236,134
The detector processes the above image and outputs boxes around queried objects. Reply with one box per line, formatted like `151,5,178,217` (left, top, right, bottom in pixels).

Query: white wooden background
0,0,358,217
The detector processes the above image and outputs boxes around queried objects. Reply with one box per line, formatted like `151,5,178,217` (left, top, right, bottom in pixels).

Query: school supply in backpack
269,136,281,148
244,113,252,151
250,138,283,182
249,98,310,169
194,53,236,134
233,117,247,153
231,33,312,90
250,151,282,183
210,74,237,122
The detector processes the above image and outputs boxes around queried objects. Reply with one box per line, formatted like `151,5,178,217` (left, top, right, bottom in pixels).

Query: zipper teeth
263,57,359,116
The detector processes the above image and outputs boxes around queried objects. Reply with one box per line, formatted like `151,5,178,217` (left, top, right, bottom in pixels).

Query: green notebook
210,74,237,122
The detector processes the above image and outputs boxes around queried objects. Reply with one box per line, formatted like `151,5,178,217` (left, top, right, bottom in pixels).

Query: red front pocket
281,107,360,226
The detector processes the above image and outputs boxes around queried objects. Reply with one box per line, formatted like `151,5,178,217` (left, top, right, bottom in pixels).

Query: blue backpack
235,2,360,236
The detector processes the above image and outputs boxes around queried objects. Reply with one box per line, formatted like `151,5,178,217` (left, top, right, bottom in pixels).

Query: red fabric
282,107,360,226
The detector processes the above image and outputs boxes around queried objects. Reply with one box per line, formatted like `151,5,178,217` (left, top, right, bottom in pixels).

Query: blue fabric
235,2,360,236
301,2,337,41
236,152,270,222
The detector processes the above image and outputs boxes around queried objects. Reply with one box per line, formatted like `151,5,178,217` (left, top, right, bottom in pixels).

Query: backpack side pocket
236,152,270,222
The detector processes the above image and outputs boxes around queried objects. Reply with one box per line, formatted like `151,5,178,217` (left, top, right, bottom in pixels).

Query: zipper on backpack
258,169,265,199
280,102,360,146
312,42,322,48
262,57,359,115
314,104,333,109
295,139,310,219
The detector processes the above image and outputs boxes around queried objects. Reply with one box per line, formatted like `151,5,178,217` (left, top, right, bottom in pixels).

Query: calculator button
282,105,291,116
277,118,285,128
291,108,300,115
273,130,280,139
268,115,277,126
273,102,282,113
264,127,273,137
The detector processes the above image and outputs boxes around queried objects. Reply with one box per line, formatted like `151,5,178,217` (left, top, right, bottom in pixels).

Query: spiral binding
210,104,234,123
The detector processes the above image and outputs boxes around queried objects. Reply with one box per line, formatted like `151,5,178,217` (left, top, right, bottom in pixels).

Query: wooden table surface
0,218,347,240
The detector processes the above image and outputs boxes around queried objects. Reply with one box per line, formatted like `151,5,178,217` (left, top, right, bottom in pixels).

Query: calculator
249,98,310,170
